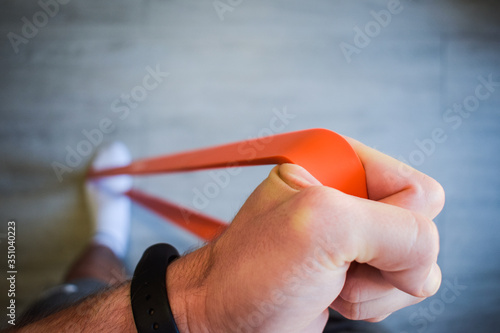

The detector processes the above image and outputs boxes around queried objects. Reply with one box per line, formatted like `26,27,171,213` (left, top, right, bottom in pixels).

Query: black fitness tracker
131,243,180,332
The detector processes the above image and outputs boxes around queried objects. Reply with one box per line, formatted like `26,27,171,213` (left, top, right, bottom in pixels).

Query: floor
0,0,499,332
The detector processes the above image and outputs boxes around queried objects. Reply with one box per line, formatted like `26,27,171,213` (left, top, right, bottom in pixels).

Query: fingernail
422,263,441,296
278,164,321,190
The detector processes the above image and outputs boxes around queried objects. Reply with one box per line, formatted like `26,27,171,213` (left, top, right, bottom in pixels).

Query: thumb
277,163,323,190
238,163,322,219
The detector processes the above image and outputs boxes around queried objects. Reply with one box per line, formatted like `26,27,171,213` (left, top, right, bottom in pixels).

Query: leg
65,141,133,285
19,142,133,325
19,243,126,326
64,242,127,285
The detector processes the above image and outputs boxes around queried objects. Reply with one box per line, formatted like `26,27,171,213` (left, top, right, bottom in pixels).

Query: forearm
10,252,208,333
13,282,136,333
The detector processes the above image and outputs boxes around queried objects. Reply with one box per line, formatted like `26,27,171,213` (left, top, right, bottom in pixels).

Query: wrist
166,247,212,333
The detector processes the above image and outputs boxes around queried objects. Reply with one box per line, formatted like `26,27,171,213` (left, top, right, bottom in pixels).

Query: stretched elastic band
88,129,367,240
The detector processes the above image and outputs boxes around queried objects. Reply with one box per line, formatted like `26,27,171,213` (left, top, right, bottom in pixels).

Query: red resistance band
87,128,367,241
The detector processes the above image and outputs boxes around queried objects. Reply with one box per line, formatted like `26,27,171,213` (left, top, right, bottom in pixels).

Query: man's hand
11,137,444,333
167,137,445,333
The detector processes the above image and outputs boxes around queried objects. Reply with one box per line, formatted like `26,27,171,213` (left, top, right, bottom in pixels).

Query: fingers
300,187,441,298
338,263,394,303
344,137,445,219
331,286,425,321
222,149,442,324
237,147,442,300
331,263,428,320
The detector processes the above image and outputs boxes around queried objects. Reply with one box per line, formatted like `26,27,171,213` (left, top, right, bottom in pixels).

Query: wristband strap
131,243,180,333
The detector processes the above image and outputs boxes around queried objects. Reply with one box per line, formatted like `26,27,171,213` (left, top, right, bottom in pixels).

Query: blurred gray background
1,0,499,332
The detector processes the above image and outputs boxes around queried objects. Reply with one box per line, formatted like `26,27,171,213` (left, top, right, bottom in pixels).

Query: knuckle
293,186,352,219
283,187,329,238
284,186,353,264
411,211,440,264
287,186,335,223
408,174,446,216
427,178,446,214
419,174,445,211
295,185,333,204
288,186,353,233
